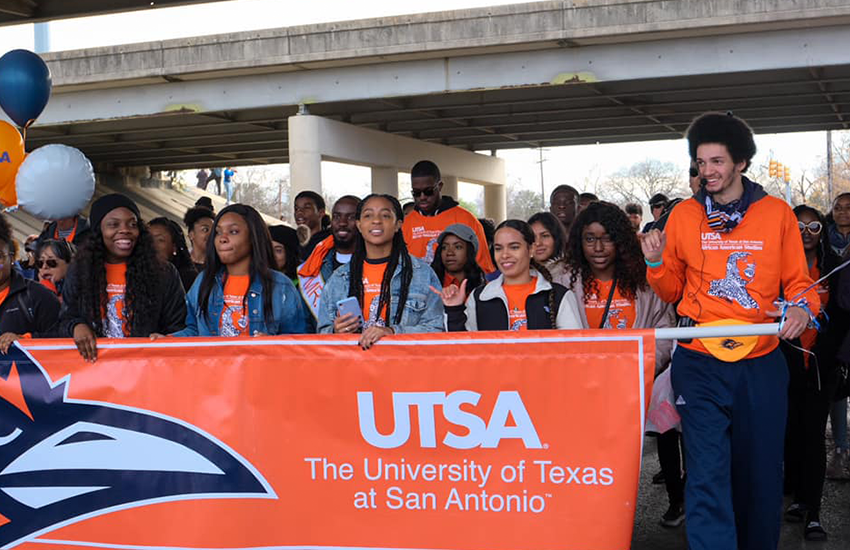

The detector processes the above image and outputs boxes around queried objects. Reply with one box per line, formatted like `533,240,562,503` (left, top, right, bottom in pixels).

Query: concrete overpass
17,0,850,218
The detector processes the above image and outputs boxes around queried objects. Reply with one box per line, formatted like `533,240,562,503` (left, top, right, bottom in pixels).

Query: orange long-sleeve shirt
647,194,818,358
402,205,496,273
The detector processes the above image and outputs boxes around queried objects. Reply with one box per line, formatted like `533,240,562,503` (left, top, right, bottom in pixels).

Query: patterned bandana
702,176,756,233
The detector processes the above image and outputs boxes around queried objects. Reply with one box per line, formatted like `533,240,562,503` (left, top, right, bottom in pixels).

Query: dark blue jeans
671,345,788,550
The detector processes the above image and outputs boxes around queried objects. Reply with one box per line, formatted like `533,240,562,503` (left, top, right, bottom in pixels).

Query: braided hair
348,194,413,326
495,219,558,329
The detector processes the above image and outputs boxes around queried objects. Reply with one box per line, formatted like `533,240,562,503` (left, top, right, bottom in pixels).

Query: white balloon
15,144,95,220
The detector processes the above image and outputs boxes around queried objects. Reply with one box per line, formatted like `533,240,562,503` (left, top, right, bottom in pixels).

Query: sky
0,0,843,209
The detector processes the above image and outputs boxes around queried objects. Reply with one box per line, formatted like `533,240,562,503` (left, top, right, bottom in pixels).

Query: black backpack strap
16,287,35,327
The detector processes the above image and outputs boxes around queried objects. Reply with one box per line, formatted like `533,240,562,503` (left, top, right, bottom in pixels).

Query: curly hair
183,206,215,232
495,219,557,329
687,111,757,172
566,201,647,302
72,214,166,336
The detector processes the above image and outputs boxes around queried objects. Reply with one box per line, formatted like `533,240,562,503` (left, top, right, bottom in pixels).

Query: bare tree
506,181,544,221
601,159,688,205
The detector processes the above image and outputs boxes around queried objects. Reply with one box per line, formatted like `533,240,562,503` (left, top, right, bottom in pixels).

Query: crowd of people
1,111,849,548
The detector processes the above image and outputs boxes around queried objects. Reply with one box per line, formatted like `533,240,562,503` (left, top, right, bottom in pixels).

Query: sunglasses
36,259,60,269
798,221,822,235
411,185,439,198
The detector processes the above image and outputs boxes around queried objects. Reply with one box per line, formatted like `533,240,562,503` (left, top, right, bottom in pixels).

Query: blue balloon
0,49,52,128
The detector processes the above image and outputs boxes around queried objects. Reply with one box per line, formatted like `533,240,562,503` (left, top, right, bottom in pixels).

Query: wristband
644,258,663,268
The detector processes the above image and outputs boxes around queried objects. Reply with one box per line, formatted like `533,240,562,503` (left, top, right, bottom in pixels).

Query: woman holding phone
317,194,444,349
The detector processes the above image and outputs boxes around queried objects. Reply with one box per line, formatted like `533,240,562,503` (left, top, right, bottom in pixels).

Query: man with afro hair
640,112,820,548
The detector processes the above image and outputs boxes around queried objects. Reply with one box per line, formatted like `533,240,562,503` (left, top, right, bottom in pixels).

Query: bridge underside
25,64,850,172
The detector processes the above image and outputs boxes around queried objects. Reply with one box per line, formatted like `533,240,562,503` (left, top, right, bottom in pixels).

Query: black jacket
58,261,187,337
446,275,574,331
0,271,61,337
36,216,92,249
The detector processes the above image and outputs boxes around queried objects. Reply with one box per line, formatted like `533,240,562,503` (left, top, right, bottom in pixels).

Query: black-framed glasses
36,259,59,269
798,221,822,235
411,185,439,198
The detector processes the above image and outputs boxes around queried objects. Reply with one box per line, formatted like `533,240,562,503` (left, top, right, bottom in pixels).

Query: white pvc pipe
655,323,780,341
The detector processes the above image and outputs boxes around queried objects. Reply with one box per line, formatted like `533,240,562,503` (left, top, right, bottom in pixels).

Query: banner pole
655,323,780,341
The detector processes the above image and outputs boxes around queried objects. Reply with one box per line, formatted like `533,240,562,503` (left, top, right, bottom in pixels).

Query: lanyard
599,275,618,329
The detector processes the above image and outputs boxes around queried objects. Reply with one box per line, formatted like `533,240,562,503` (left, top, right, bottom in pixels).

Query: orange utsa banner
0,330,654,550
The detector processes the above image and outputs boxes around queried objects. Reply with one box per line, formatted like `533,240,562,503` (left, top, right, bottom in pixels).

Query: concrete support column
484,184,507,223
442,175,459,200
288,115,323,197
371,166,398,196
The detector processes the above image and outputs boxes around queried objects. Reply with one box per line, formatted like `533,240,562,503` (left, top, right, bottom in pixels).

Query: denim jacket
173,269,307,337
317,256,444,334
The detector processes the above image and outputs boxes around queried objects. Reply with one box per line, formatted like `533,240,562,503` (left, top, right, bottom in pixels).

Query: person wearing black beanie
59,193,187,361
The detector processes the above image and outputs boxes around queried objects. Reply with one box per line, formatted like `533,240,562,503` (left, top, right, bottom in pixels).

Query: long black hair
794,204,840,284
348,194,413,326
198,204,277,329
149,217,195,273
72,213,164,336
495,219,557,328
528,211,567,261
431,232,485,294
566,201,646,302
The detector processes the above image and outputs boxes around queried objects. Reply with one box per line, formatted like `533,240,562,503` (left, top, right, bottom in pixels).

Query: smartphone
336,296,364,327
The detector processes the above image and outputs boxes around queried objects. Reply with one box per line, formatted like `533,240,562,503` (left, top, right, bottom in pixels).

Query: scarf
702,176,758,233
828,224,850,257
297,235,335,278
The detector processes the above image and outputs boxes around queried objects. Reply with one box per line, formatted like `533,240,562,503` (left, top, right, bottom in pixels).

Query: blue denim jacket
317,256,444,334
173,269,307,337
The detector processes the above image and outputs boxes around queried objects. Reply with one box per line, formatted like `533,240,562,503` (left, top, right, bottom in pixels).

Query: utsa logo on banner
357,390,542,449
0,346,274,549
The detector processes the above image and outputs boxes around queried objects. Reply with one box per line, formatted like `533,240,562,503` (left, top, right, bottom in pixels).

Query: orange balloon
0,120,24,207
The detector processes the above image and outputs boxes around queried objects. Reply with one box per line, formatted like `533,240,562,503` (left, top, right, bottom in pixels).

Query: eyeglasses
36,259,59,269
583,235,614,246
798,221,822,235
411,185,439,198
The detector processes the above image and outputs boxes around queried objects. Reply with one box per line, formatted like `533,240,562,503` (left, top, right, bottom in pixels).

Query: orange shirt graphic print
220,275,250,337
104,263,128,338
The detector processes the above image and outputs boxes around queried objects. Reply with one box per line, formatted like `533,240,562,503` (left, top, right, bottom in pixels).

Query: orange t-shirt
504,280,537,331
0,286,9,308
584,279,636,330
104,263,129,338
443,274,462,288
362,260,389,327
402,205,495,273
647,195,819,358
220,275,250,337
800,264,829,365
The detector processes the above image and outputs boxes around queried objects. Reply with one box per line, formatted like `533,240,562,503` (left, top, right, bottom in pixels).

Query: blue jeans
832,397,848,451
224,179,233,204
671,346,787,550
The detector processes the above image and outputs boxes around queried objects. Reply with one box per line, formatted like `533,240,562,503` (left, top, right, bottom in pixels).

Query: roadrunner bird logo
708,251,759,310
0,346,274,548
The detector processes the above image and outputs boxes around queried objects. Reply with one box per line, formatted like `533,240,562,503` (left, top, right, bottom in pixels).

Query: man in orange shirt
402,160,495,273
641,112,818,550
